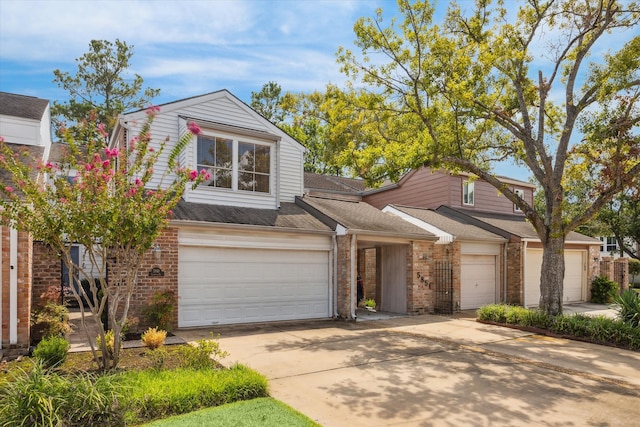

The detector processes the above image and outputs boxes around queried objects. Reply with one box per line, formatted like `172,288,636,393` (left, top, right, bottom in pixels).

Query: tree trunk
539,235,565,316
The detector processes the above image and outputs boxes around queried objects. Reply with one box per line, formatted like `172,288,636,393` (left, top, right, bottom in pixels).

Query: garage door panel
179,246,330,327
461,255,497,310
525,249,585,307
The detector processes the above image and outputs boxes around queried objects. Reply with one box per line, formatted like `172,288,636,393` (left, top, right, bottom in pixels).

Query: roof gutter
169,219,335,236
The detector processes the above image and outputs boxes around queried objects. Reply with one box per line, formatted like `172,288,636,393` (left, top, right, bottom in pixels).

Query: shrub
591,276,619,304
97,330,122,356
120,364,268,424
33,336,70,369
143,289,177,332
476,304,508,323
31,301,72,343
178,333,229,369
142,327,167,350
145,348,169,371
0,362,124,426
615,289,640,327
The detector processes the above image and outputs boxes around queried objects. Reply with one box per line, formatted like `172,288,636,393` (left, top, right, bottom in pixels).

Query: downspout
332,235,338,318
503,243,508,304
276,140,281,209
522,241,528,307
350,234,357,320
9,228,18,344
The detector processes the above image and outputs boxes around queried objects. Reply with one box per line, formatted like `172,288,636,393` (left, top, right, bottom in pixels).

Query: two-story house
110,90,439,327
362,167,601,308
0,92,53,356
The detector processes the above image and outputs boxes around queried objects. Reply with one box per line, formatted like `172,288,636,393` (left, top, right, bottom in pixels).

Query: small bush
178,333,229,369
121,363,268,424
97,330,122,356
628,258,640,279
476,304,508,323
0,362,124,426
145,348,169,371
143,289,177,332
615,289,640,327
31,301,72,341
591,276,619,304
33,336,70,369
142,327,167,350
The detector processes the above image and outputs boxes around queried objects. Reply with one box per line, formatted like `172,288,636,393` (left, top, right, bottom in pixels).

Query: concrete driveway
176,314,640,427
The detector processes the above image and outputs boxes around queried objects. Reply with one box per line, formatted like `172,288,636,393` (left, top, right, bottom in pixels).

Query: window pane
216,138,232,166
197,136,215,166
238,171,255,191
255,145,270,173
255,174,269,193
238,142,254,171
216,168,232,189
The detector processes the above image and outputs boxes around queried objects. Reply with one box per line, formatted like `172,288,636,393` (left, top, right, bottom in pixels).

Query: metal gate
434,261,453,314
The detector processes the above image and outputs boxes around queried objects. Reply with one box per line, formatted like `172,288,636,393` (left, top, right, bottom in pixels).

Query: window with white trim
600,237,618,253
514,188,525,212
196,134,271,193
463,181,474,206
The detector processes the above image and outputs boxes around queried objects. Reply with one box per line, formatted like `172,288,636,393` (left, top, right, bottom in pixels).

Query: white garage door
525,249,586,307
461,255,497,309
179,246,330,327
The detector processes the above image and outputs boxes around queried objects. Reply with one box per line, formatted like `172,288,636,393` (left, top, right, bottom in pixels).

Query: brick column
336,235,354,319
407,240,434,314
506,242,523,305
600,257,614,282
614,258,629,292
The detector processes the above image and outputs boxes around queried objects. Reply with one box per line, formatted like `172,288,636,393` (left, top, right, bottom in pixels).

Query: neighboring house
598,236,638,259
0,92,53,357
362,167,601,307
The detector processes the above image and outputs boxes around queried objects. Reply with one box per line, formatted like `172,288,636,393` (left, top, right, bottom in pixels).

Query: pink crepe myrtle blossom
4,186,13,193
149,147,155,153
187,122,202,135
105,148,119,158
102,160,111,169
188,170,198,181
200,169,211,181
97,123,109,138
145,105,161,117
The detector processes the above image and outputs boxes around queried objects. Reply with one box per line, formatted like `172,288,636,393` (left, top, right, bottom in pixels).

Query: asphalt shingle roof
391,205,506,242
0,92,49,121
304,172,367,193
297,196,436,239
172,200,332,232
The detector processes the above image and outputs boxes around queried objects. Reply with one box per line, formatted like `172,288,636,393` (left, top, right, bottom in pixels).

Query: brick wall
506,242,523,304
32,242,61,308
128,227,179,331
335,235,353,319
1,227,33,356
361,248,377,301
407,240,434,314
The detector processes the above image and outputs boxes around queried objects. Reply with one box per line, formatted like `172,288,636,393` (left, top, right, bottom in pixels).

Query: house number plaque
148,267,165,277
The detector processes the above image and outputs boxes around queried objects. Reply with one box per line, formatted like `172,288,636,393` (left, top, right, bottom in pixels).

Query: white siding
122,91,305,208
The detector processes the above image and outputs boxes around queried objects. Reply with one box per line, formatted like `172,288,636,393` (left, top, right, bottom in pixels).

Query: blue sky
4,0,628,182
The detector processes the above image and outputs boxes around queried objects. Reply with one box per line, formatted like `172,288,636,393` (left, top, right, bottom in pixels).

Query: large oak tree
335,0,640,315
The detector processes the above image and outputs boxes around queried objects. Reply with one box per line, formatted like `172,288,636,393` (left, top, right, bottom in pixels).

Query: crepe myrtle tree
0,108,208,370
333,0,640,315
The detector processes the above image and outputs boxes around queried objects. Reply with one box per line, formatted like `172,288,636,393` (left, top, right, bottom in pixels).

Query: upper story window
514,188,525,212
196,134,271,194
600,237,618,253
463,181,474,206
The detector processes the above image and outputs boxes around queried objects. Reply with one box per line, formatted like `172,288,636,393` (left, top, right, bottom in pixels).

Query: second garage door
179,245,330,327
525,249,586,307
460,254,497,310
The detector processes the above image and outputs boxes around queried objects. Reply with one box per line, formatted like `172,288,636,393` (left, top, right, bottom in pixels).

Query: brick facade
1,227,33,357
32,242,61,309
336,235,354,319
129,227,179,331
406,240,434,314
506,241,523,304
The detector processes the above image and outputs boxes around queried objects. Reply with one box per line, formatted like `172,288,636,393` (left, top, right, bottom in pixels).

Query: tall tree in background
335,0,640,315
52,39,160,140
250,82,342,174
598,190,640,259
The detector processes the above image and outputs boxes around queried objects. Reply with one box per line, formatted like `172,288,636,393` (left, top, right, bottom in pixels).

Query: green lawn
142,397,321,427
